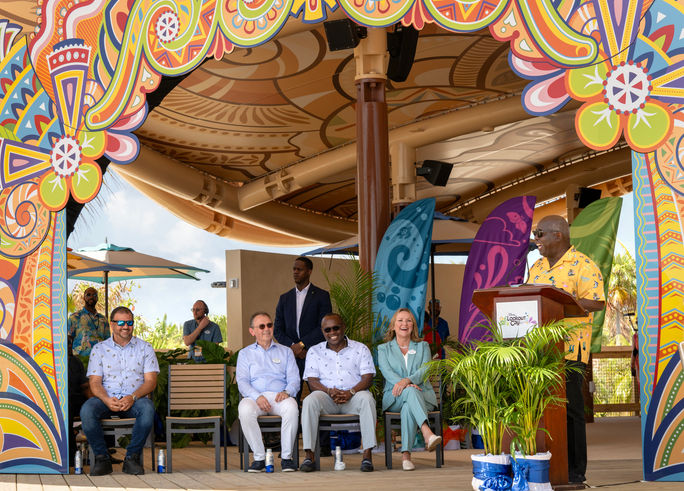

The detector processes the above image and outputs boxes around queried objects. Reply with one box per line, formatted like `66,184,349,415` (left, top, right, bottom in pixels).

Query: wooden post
355,28,390,272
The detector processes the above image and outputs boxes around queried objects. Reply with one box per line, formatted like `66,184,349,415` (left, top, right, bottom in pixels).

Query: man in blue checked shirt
80,306,159,476
237,311,300,473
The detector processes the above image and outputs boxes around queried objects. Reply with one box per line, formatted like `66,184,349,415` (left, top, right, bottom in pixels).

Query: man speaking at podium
527,215,605,485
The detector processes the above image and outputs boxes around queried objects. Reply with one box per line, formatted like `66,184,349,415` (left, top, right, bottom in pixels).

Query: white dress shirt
295,283,310,337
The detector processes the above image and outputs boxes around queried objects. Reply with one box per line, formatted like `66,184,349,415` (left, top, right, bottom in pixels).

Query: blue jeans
80,397,155,457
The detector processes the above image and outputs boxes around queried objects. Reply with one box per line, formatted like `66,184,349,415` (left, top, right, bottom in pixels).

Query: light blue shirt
86,336,159,398
236,341,300,400
304,337,376,391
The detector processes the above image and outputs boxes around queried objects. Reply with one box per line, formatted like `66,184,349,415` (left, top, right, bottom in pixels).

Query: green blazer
377,339,437,411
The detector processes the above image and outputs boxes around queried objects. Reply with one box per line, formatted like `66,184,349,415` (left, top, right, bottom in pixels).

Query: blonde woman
378,308,442,470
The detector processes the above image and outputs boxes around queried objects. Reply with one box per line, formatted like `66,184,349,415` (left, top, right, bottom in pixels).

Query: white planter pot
511,452,552,491
471,453,512,491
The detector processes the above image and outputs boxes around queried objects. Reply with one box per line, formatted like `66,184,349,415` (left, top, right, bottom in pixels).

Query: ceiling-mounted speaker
416,160,453,187
323,19,367,51
386,24,419,83
576,187,602,208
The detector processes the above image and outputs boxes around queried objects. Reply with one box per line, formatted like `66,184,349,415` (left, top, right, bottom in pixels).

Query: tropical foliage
434,322,578,456
603,250,637,346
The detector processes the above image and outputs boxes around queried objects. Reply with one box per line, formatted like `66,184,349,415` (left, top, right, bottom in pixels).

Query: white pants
238,393,299,461
301,390,377,451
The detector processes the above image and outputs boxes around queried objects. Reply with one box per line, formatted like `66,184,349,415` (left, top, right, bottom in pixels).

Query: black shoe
90,454,112,476
281,458,297,472
247,460,265,473
360,459,374,472
122,453,144,475
299,458,315,472
569,474,586,483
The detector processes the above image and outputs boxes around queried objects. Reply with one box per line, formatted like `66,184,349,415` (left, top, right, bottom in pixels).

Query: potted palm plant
493,321,580,491
435,331,516,491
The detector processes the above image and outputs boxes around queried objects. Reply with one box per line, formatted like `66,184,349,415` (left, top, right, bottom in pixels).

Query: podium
472,284,587,487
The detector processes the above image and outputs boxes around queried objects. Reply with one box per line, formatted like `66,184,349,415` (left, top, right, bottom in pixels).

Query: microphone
499,258,524,287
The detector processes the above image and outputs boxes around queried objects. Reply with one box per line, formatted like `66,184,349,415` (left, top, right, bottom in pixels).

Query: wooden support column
355,28,390,271
390,142,416,218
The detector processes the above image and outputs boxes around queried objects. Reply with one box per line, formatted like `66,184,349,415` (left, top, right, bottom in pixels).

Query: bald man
68,287,109,356
528,215,605,484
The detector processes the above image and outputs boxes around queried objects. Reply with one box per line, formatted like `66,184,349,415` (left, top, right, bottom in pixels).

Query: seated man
300,313,377,472
80,306,159,476
237,311,300,472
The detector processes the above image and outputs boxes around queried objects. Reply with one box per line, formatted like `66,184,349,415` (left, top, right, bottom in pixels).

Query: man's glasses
113,320,134,326
323,325,341,333
532,228,557,239
255,322,273,330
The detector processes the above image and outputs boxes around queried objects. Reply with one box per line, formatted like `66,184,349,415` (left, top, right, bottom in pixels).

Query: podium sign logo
496,300,539,338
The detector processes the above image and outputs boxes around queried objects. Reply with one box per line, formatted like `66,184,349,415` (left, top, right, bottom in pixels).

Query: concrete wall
224,250,465,352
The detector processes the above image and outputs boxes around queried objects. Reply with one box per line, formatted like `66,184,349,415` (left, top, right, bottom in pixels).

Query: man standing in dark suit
274,257,332,378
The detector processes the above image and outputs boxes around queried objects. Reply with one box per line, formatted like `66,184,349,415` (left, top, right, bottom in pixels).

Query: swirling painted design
373,198,435,337
655,107,684,197
632,150,658,413
291,0,338,22
51,211,68,430
643,352,684,480
337,0,415,27
0,342,65,472
220,0,294,47
0,182,51,259
423,0,508,32
458,196,535,344
33,224,56,389
0,278,15,340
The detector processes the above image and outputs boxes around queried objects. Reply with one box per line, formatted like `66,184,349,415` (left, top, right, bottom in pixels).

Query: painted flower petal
566,61,609,100
37,172,69,211
624,101,674,153
78,130,106,159
575,101,623,151
69,160,102,203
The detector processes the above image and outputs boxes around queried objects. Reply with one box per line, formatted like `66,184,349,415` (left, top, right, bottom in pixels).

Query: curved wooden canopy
4,5,631,246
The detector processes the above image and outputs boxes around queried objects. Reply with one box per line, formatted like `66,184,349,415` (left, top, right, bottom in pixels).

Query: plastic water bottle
265,448,274,473
334,445,345,471
157,449,166,473
74,449,82,474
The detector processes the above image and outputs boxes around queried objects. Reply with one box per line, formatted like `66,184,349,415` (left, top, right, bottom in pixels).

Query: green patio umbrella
68,243,209,315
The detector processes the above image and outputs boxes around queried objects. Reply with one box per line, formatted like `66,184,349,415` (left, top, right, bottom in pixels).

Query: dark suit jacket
274,283,332,351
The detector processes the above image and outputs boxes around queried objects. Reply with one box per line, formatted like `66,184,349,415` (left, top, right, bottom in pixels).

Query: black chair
85,417,155,471
239,414,300,471
315,414,361,471
166,364,227,472
383,376,444,468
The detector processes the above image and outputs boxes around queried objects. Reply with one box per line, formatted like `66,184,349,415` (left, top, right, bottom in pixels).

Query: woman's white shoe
402,459,415,471
426,434,442,452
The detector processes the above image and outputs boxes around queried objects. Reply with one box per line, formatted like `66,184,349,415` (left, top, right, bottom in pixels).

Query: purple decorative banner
458,196,536,344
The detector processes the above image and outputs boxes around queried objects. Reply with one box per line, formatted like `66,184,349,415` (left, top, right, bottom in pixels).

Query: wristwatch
299,341,305,349
132,393,138,402
349,388,356,396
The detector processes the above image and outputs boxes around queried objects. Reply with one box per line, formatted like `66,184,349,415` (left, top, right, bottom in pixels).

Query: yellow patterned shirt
528,246,604,364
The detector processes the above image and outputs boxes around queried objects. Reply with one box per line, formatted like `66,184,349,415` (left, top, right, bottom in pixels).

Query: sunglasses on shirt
255,322,273,330
113,320,134,326
323,325,342,333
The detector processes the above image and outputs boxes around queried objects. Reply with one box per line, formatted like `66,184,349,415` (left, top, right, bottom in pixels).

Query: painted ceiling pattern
0,0,682,478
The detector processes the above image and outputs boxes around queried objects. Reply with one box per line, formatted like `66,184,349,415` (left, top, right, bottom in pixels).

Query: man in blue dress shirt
237,311,300,472
80,306,159,476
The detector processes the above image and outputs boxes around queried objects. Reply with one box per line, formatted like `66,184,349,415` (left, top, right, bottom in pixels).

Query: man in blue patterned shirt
68,287,109,356
80,306,159,476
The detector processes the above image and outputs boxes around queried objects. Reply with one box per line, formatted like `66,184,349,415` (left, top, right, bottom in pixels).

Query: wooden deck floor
0,417,680,490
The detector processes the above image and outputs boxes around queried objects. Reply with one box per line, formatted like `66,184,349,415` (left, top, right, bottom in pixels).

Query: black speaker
417,160,453,186
323,19,367,51
576,187,602,208
386,24,419,82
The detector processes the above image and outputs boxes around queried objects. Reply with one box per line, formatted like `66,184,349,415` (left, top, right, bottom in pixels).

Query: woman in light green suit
378,308,442,471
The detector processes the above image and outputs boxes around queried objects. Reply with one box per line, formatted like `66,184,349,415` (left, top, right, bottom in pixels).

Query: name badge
272,358,281,364
408,349,416,355
204,329,210,334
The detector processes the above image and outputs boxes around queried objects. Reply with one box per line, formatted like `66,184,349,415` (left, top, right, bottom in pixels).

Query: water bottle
265,448,274,473
74,449,82,474
334,445,345,471
157,448,166,473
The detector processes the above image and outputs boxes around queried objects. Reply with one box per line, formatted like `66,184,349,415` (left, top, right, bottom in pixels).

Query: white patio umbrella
68,243,209,315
